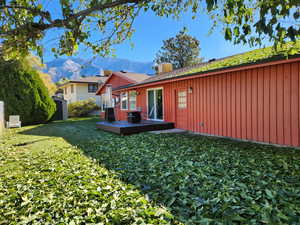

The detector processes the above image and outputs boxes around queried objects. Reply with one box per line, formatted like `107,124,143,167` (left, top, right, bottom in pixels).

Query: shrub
68,98,99,117
0,57,56,125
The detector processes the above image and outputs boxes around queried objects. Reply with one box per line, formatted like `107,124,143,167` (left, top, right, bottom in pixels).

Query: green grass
1,118,300,224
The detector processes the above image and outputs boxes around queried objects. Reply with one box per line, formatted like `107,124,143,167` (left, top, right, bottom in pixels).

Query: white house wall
75,83,100,106
63,83,100,106
63,84,77,104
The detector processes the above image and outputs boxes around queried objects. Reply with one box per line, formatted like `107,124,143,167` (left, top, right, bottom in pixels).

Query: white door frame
146,87,164,121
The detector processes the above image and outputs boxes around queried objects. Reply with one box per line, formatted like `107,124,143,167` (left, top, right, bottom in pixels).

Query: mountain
44,57,154,82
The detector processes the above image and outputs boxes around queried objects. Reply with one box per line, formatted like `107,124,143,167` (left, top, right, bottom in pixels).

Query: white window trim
120,92,128,110
129,91,137,111
146,87,164,121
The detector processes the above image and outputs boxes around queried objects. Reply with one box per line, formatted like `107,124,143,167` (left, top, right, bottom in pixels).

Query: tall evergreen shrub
0,57,56,125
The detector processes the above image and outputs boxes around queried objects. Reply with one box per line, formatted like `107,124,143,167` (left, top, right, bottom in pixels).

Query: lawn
0,118,300,224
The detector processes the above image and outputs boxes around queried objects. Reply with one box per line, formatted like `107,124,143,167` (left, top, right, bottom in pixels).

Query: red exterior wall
114,89,149,121
114,60,300,147
98,74,133,95
98,74,136,118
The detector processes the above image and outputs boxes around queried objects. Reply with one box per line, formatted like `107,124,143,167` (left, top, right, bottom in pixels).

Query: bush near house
68,98,99,117
0,57,56,125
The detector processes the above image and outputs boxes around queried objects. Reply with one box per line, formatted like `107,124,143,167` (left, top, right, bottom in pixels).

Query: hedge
68,98,99,117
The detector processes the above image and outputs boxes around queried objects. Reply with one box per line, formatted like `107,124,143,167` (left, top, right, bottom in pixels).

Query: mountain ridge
44,57,154,82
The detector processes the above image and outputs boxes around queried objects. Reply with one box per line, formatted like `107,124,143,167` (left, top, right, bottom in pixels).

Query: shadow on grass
20,118,300,224
12,137,54,146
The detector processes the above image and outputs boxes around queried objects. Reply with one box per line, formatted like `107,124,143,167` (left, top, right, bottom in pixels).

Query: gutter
58,81,99,88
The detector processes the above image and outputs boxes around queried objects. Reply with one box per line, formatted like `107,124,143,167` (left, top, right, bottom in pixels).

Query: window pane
178,91,187,109
88,84,98,93
129,101,136,110
121,92,128,110
156,89,163,119
129,91,137,110
148,90,155,119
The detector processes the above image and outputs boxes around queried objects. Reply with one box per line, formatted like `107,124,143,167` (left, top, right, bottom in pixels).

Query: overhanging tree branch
0,0,298,58
0,0,143,36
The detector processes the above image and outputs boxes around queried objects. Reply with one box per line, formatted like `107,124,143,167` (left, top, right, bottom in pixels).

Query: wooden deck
96,120,174,135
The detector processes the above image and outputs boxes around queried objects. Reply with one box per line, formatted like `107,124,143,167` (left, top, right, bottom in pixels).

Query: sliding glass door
147,88,163,120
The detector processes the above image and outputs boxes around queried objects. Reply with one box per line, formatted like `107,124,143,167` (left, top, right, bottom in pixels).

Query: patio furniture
105,107,115,122
6,115,21,128
127,111,141,123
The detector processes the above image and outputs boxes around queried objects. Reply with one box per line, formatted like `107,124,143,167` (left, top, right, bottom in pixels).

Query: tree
56,78,70,86
39,72,57,96
0,0,299,59
154,28,203,69
25,55,57,95
0,57,56,125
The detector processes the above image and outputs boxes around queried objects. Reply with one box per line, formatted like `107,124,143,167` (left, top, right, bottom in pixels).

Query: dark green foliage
154,28,203,69
68,98,99,117
0,58,56,125
206,0,299,50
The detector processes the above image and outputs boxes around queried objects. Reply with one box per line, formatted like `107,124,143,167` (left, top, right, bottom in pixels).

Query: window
129,91,137,110
71,84,74,93
178,90,187,109
121,92,128,110
88,84,98,93
147,88,163,120
64,87,67,94
113,97,119,107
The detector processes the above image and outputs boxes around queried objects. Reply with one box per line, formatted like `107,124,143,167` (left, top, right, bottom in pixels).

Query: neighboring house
60,76,108,105
109,49,300,147
96,71,150,118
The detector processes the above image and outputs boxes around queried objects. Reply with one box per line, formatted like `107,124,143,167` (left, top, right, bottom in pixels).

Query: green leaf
225,27,232,40
206,0,215,11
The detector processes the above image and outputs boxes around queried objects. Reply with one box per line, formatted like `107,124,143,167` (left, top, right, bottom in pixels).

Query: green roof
188,41,300,74
116,41,300,90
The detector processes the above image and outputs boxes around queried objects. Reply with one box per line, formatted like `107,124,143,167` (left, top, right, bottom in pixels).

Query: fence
0,101,4,135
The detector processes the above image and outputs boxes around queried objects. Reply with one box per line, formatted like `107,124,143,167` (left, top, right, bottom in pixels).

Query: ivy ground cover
1,118,300,224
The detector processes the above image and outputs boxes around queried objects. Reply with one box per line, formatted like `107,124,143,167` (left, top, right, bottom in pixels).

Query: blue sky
42,7,270,63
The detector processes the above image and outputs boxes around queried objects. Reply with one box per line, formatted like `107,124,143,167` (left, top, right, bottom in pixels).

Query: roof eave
59,80,99,87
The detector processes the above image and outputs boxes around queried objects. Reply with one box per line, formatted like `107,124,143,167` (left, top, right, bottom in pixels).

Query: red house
98,48,300,147
95,70,150,119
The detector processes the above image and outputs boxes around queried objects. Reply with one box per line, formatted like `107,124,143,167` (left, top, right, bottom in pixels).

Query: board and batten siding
160,61,300,147
98,73,138,119
114,60,300,147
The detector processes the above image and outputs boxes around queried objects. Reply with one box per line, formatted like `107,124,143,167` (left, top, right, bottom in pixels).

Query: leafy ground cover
1,118,300,224
0,118,177,224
